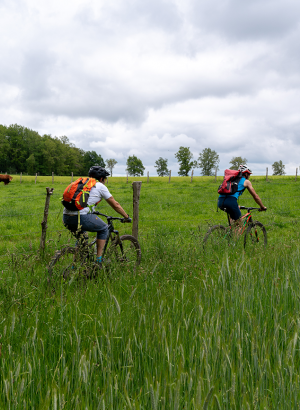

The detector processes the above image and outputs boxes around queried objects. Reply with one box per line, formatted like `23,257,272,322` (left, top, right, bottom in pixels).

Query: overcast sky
1,0,300,175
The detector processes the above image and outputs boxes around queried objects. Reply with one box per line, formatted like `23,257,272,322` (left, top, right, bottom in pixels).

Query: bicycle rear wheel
203,225,230,255
48,246,77,278
244,221,267,250
107,235,141,270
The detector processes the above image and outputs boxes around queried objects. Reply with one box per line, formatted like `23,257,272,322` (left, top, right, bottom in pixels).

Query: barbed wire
0,211,59,219
2,177,299,193
0,229,65,238
0,216,296,240
0,194,299,219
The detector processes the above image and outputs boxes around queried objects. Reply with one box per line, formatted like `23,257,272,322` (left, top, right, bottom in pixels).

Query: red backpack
218,169,242,195
62,177,97,211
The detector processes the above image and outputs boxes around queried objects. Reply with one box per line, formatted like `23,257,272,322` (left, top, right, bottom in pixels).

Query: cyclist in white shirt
63,166,130,263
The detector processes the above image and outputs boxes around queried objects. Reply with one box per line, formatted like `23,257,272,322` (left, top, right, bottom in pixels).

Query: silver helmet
239,164,252,174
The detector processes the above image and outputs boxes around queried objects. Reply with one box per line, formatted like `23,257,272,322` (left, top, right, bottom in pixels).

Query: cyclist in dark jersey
218,164,267,221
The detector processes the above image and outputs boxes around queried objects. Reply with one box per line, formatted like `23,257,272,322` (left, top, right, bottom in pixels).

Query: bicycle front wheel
107,235,141,269
203,225,230,255
244,221,267,250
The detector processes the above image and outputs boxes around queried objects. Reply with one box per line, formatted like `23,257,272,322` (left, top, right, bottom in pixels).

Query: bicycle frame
90,212,125,259
101,220,120,257
226,206,259,233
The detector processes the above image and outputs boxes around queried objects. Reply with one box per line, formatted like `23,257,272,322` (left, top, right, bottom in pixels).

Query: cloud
0,0,300,176
190,0,300,41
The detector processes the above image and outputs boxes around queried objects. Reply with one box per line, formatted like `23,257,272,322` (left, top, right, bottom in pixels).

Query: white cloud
0,0,300,175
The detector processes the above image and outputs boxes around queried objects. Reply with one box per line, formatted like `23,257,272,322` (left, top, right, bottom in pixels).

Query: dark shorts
218,196,241,221
63,213,108,240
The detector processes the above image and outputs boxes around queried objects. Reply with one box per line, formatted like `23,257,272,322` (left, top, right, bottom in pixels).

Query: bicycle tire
203,225,230,254
244,221,267,250
106,235,141,269
48,246,77,278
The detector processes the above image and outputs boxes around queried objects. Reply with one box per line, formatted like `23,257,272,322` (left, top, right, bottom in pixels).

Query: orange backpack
62,177,97,211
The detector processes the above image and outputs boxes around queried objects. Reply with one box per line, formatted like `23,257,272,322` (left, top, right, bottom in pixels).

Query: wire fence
3,176,300,198
1,194,300,219
0,215,296,240
0,211,59,219
0,229,65,238
1,180,299,249
1,194,298,220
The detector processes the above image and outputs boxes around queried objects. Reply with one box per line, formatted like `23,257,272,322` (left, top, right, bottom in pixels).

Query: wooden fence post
266,167,268,181
71,172,73,183
295,168,298,182
132,181,142,240
191,169,194,183
169,170,171,183
35,173,37,184
20,172,22,183
52,172,54,183
147,171,149,183
40,187,54,252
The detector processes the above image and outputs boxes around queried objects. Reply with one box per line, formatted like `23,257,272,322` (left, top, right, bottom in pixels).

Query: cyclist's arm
106,196,129,219
244,180,267,210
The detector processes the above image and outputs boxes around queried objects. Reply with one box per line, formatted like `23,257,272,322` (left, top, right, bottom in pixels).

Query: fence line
0,217,296,240
0,211,59,218
3,193,51,199
0,229,65,238
0,198,299,220
1,194,300,219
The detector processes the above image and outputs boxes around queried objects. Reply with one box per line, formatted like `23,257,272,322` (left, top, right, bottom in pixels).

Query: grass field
1,175,300,409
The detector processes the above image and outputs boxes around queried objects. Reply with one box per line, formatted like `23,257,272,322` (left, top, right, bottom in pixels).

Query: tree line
126,149,286,177
0,124,286,176
0,124,108,176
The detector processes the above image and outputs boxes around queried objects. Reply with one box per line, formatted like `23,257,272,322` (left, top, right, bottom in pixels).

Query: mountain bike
48,211,141,279
203,206,267,253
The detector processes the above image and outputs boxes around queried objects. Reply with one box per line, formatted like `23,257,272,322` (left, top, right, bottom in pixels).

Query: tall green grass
1,176,300,408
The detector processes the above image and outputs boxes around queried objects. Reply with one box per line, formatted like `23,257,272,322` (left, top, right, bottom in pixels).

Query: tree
0,125,10,172
154,157,169,176
197,148,220,176
174,147,196,176
83,151,105,175
126,155,145,176
26,153,36,175
106,159,118,177
0,123,114,175
229,156,247,170
272,160,285,175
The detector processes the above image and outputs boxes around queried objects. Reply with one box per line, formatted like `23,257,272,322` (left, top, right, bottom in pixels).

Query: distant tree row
151,150,286,177
0,124,108,176
124,147,221,177
229,156,286,176
0,125,286,176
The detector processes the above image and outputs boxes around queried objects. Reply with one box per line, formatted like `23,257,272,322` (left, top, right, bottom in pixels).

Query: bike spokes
244,222,267,250
203,225,231,256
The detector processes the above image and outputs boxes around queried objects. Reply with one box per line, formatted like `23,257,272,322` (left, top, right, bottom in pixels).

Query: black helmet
88,166,110,180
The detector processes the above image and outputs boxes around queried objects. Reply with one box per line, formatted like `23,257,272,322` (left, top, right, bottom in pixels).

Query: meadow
0,175,300,409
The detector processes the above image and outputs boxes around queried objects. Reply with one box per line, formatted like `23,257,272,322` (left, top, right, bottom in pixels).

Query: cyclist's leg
218,196,241,219
80,214,109,258
218,197,242,238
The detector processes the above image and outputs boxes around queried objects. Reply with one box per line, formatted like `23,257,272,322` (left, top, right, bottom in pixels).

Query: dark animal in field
0,174,13,185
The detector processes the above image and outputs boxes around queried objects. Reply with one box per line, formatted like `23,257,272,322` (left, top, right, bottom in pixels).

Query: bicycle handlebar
93,211,132,223
239,206,267,212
